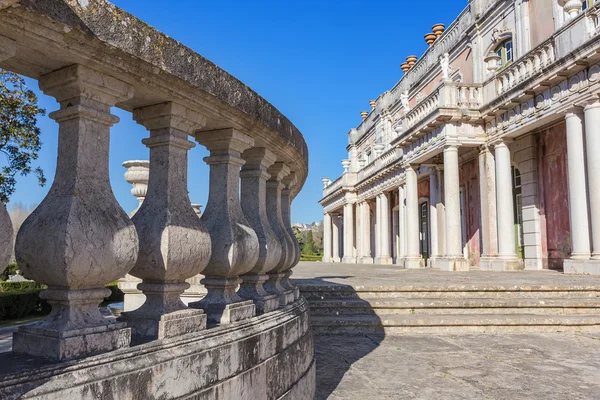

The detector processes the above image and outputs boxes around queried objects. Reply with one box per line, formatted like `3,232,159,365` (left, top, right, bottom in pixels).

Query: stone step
300,286,600,300
310,313,600,335
307,298,600,316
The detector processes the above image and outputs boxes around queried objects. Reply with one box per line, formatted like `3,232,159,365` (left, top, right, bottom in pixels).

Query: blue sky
9,0,467,223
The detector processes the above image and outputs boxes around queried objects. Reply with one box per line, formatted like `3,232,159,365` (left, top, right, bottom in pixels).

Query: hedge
0,282,124,321
0,290,43,320
300,254,323,262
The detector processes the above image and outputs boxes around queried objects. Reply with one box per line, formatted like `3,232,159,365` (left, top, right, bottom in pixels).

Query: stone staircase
299,283,600,335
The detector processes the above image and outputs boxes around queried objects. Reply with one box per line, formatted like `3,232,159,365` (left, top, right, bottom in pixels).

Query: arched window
495,39,514,69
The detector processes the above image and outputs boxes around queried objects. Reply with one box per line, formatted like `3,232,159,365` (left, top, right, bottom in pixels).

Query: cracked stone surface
315,333,600,399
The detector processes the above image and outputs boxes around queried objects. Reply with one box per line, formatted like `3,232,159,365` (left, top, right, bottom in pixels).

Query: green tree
0,70,46,203
304,230,316,256
293,226,305,254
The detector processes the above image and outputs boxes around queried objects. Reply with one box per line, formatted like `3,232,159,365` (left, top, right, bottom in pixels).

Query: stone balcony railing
0,1,314,399
357,147,402,183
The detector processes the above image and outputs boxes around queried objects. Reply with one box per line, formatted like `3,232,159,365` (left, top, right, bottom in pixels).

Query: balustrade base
436,257,470,272
239,293,279,315
480,257,523,271
12,321,130,361
279,289,295,306
404,256,425,269
294,286,301,301
199,301,256,325
119,308,207,343
374,256,393,265
564,259,600,275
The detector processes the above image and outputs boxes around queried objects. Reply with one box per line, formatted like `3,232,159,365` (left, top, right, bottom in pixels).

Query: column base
437,257,470,272
332,257,341,263
321,256,332,263
342,256,357,264
374,256,393,265
238,274,280,314
564,259,600,275
405,256,424,269
395,257,406,268
13,321,130,361
360,257,374,264
524,258,544,271
480,257,523,271
119,308,206,343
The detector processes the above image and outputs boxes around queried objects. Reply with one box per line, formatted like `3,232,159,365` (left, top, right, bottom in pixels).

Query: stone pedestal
189,278,255,324
13,288,131,361
238,274,280,314
564,259,600,275
437,258,470,272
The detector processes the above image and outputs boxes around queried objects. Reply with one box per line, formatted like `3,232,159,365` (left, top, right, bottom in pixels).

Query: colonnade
564,102,600,273
10,65,303,361
322,139,522,271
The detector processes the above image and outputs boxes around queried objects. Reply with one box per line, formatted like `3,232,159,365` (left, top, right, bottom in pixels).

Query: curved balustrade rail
0,0,313,398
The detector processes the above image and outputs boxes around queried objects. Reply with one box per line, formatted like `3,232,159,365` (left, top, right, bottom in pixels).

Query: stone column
237,148,281,314
405,166,424,269
323,213,333,263
375,195,381,259
281,172,301,299
494,141,521,270
189,128,259,324
343,202,357,263
13,65,138,361
428,168,439,266
564,109,594,274
376,193,392,264
119,102,211,342
436,169,446,258
478,146,498,269
264,163,295,305
585,101,600,263
440,145,469,271
332,214,341,262
397,186,407,267
360,202,374,263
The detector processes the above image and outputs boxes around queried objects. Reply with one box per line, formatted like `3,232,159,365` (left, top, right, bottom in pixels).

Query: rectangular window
505,40,513,63
366,150,372,164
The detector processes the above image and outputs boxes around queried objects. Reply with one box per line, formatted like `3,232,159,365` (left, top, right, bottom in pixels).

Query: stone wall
0,299,315,400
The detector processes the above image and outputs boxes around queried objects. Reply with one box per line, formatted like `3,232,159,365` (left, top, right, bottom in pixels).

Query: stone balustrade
456,84,483,109
404,88,441,130
0,1,313,398
496,39,556,95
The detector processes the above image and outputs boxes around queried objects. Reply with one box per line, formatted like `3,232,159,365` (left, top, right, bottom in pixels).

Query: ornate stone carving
189,128,259,324
119,102,211,342
13,64,138,361
238,147,282,314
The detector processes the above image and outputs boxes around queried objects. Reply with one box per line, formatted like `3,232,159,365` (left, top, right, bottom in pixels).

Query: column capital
195,128,254,154
0,34,16,63
584,99,600,112
267,162,291,183
565,106,585,119
133,102,206,134
241,147,277,175
443,143,460,151
39,64,133,107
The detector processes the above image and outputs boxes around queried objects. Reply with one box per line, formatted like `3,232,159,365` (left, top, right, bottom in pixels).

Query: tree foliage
0,70,46,203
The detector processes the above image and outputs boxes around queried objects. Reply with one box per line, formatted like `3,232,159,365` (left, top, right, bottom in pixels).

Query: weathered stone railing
323,174,343,197
496,39,556,95
357,146,402,182
456,84,483,109
0,0,313,398
405,88,441,130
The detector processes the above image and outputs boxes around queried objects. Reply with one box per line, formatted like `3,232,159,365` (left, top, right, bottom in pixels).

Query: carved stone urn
432,24,446,37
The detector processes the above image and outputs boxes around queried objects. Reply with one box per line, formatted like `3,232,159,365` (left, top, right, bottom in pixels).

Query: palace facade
320,0,600,274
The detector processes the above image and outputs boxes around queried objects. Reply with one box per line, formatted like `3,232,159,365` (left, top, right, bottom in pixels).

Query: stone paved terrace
315,333,600,399
292,261,600,289
294,262,600,399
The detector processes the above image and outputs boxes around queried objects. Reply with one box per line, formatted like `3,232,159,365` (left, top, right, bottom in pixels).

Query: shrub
105,283,124,303
0,290,41,320
300,254,323,262
0,262,19,281
0,281,43,292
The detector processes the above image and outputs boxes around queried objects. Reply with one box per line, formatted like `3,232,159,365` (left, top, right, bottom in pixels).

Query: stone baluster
118,102,211,342
281,172,301,300
189,128,259,324
122,160,149,216
0,35,15,279
264,163,295,305
238,148,282,314
13,65,138,361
